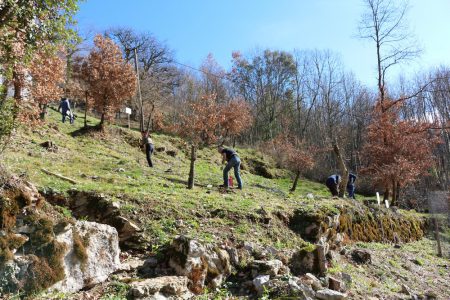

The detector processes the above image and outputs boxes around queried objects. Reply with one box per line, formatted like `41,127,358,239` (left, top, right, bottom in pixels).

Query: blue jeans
62,110,73,124
347,184,355,199
62,110,68,123
223,156,242,189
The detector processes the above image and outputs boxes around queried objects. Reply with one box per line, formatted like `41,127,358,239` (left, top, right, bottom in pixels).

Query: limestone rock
167,236,231,294
114,216,142,241
258,276,315,299
226,247,239,266
128,276,193,300
253,275,270,295
316,289,347,300
51,220,121,292
251,259,283,278
305,273,322,291
290,245,327,276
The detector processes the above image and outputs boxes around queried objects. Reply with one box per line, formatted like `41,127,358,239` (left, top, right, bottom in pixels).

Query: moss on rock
290,201,425,244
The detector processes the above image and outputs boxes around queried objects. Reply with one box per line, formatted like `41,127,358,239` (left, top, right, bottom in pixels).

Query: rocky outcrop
128,276,193,300
316,289,347,300
290,245,327,276
43,190,149,250
167,236,231,294
255,275,316,299
51,221,121,292
288,202,426,259
0,172,121,296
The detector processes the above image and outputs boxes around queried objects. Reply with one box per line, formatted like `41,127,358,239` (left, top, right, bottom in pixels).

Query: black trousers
145,143,154,167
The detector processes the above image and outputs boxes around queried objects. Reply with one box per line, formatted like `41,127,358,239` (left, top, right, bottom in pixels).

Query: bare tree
358,0,420,108
106,27,175,132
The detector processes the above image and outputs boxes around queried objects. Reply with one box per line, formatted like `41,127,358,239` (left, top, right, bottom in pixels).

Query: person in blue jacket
347,173,357,199
218,146,243,190
326,174,341,196
58,97,73,124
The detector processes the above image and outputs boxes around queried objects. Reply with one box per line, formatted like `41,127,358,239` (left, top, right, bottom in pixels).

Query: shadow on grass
253,183,286,196
69,124,103,137
161,175,210,189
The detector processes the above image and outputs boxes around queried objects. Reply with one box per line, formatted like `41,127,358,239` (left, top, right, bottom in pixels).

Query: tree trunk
396,181,401,204
39,103,47,120
290,170,300,192
187,145,196,189
100,112,105,129
333,141,349,198
84,92,88,128
13,71,22,101
391,180,397,206
383,187,390,201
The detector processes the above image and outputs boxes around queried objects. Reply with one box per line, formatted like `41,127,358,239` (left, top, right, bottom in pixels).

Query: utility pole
133,47,144,132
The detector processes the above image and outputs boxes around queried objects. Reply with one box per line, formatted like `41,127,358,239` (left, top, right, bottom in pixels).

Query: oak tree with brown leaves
171,94,224,189
170,94,253,189
67,55,93,127
86,35,136,128
30,50,66,120
268,134,315,192
220,99,253,146
362,99,439,205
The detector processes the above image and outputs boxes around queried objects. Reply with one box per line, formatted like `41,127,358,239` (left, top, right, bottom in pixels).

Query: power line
171,60,233,82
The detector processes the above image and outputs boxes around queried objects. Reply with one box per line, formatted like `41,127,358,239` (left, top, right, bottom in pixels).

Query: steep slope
1,108,448,300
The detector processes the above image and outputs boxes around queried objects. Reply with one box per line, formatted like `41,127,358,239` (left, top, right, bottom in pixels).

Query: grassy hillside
3,108,449,300
3,108,334,248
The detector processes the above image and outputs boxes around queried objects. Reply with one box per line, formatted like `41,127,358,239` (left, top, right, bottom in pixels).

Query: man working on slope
58,97,73,124
347,173,357,199
218,146,243,190
326,174,341,197
141,131,154,167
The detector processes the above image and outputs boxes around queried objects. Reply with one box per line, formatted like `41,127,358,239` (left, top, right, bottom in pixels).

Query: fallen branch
41,168,78,184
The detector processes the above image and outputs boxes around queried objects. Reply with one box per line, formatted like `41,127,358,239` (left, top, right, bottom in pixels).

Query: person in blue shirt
326,174,341,196
347,173,357,199
218,146,243,190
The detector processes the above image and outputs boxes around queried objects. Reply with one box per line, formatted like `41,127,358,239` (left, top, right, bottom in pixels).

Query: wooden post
433,217,443,257
188,145,196,189
84,91,88,128
133,48,144,132
127,113,130,129
290,170,300,192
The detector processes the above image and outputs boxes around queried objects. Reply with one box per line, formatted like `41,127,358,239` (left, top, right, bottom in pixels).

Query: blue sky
75,0,450,88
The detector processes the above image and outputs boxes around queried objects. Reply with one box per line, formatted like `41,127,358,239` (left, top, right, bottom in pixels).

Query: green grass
4,108,339,247
0,107,430,253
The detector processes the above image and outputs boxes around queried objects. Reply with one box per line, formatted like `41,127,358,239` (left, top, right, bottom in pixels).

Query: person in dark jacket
218,146,243,189
58,97,73,124
347,173,357,199
141,131,154,167
326,174,341,197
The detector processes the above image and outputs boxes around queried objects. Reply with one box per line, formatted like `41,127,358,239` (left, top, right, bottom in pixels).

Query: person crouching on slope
141,131,154,167
326,174,341,197
218,146,243,190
